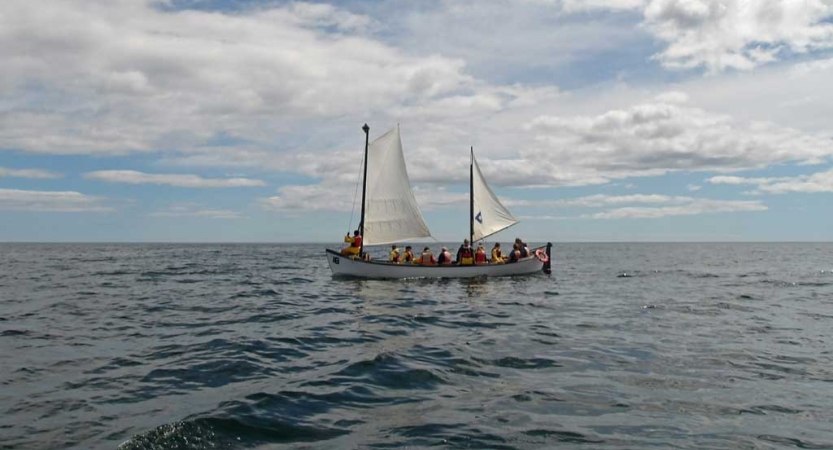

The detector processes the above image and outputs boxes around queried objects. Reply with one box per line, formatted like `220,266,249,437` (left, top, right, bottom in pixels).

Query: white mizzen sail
362,126,432,245
472,152,518,242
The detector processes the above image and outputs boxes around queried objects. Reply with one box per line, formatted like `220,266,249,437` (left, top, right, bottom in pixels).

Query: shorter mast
359,123,370,256
469,147,474,245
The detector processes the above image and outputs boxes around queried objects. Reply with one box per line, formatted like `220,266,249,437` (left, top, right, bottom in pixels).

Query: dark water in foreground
1,243,832,450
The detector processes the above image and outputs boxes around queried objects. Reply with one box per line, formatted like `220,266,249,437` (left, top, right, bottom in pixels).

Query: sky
1,0,832,242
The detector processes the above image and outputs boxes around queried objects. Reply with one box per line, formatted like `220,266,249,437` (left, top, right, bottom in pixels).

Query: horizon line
1,240,832,245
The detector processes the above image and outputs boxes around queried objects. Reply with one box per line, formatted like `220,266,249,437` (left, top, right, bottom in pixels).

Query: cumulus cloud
0,189,112,212
0,167,62,179
643,0,833,72
521,0,646,11
0,0,471,155
654,90,690,103
260,182,466,213
150,203,243,219
518,0,833,72
195,88,833,196
524,97,833,185
260,181,354,212
585,198,767,219
260,182,767,224
504,193,696,208
707,167,833,193
84,170,266,188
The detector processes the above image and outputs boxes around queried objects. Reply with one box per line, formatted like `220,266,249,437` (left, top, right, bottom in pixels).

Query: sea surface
1,243,832,450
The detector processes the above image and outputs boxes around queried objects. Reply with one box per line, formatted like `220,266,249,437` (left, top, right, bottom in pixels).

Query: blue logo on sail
475,212,483,223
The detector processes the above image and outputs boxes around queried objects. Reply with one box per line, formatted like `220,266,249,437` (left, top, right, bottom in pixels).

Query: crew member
402,246,414,263
491,242,504,263
438,247,453,265
416,247,436,265
515,238,529,258
456,239,474,265
508,243,521,263
341,230,362,256
474,245,487,264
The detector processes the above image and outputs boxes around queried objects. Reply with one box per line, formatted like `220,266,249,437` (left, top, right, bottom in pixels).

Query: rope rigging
347,151,365,234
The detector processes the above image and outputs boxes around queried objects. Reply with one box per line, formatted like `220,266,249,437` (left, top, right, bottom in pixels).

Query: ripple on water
117,416,349,449
302,353,448,391
3,243,833,450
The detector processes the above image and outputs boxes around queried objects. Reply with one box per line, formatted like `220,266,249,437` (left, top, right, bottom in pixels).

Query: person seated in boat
515,238,530,258
456,239,474,265
341,230,362,256
389,244,400,263
415,247,436,265
491,242,505,263
402,246,414,263
474,244,487,265
437,246,453,265
507,243,521,263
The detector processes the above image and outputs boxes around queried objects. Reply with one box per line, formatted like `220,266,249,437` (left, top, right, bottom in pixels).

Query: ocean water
1,242,832,450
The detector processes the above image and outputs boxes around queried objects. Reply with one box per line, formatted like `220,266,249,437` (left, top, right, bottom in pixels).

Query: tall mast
359,123,370,256
469,146,474,246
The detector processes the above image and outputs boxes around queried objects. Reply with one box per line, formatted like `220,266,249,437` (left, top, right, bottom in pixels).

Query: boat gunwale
325,246,546,268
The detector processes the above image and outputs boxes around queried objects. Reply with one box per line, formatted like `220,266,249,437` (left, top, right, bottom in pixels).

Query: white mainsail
472,152,518,242
362,126,432,245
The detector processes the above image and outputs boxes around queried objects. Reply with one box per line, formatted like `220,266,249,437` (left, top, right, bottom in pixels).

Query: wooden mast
359,123,370,257
469,147,474,246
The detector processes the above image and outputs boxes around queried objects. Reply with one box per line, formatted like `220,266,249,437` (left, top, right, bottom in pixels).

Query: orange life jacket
475,251,487,263
418,252,435,265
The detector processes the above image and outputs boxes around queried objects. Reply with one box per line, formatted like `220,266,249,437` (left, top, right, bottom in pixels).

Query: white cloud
0,166,62,179
150,203,243,219
170,85,833,194
260,182,468,213
395,0,644,85
706,175,783,185
0,0,471,155
260,181,354,212
707,167,833,193
414,186,469,209
0,188,111,212
654,90,690,103
687,184,701,191
655,54,833,133
258,184,767,224
517,0,833,72
585,198,767,219
524,97,833,184
516,214,573,220
84,170,266,188
504,193,696,208
643,0,833,72
521,0,646,11
284,2,374,32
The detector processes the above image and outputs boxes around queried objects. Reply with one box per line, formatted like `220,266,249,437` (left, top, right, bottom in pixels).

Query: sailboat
325,124,552,279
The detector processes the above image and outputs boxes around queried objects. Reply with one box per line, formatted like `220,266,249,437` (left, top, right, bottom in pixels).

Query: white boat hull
326,248,546,279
